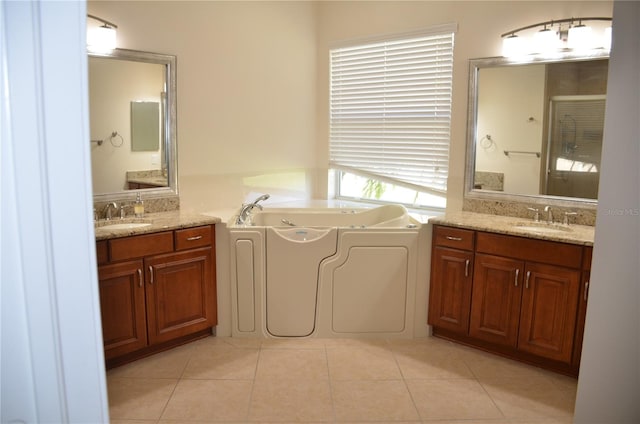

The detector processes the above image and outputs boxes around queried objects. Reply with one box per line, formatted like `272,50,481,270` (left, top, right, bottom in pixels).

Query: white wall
573,1,640,421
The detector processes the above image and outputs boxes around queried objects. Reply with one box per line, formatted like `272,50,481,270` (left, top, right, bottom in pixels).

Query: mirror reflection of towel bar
504,150,541,158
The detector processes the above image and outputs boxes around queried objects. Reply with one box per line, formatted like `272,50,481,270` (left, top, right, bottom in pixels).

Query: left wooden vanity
95,212,220,368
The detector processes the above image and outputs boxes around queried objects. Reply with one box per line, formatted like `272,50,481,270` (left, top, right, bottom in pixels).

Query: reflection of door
544,95,606,199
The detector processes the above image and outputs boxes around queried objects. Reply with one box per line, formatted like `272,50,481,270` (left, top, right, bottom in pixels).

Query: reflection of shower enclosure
544,95,606,199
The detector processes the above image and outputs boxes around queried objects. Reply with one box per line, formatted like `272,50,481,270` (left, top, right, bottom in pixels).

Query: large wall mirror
89,48,177,203
464,51,609,208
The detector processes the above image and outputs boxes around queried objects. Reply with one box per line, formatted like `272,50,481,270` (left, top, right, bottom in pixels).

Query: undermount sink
512,223,572,234
96,222,152,230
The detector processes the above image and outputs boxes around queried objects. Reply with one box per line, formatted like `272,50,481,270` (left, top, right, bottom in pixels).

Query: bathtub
227,204,424,339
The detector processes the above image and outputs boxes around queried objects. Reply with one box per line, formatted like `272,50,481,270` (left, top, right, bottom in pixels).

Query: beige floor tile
464,352,551,380
161,379,252,421
260,337,327,349
323,337,390,349
108,377,178,420
332,380,420,422
182,345,259,380
393,349,474,379
107,345,194,379
193,335,263,349
406,378,504,421
327,345,402,380
255,348,329,380
248,379,333,422
480,377,576,420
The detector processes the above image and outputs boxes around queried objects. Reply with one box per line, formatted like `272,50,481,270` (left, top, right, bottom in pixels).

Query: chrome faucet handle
527,207,540,222
563,211,578,226
543,205,553,224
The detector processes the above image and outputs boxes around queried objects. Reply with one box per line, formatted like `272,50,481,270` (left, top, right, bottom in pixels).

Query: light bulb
603,26,612,50
533,28,559,54
568,24,593,50
87,25,117,53
502,34,526,58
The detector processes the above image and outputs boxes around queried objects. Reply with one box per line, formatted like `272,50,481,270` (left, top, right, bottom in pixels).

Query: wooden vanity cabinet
145,247,214,345
429,224,589,376
98,259,147,359
97,225,217,367
428,226,475,334
469,253,523,348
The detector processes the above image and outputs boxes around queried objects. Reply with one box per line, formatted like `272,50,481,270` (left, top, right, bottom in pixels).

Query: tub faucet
236,194,270,225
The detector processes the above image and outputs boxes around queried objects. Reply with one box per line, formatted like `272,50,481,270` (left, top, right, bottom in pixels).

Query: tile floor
107,336,577,423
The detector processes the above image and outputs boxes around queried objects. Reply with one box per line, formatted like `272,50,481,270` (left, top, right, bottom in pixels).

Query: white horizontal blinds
330,30,454,193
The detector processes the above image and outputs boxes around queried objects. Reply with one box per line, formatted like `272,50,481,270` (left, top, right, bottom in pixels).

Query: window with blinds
329,26,455,209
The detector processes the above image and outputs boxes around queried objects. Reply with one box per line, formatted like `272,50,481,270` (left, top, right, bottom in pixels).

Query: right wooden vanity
428,218,593,377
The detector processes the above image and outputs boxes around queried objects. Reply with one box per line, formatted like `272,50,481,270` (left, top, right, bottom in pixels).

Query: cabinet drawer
109,231,174,261
175,225,213,251
476,231,582,268
434,225,475,251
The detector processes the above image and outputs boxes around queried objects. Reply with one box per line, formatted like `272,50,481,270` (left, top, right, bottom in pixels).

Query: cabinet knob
446,236,463,241
187,235,203,241
137,269,142,287
149,265,154,284
514,268,519,287
525,271,531,289
465,259,470,277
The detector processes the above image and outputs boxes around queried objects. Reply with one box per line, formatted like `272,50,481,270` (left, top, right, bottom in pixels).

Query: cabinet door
518,262,580,363
145,247,215,345
470,254,523,347
98,260,147,359
428,247,473,334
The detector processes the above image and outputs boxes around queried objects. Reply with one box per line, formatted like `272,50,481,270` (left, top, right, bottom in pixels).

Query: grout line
323,343,338,422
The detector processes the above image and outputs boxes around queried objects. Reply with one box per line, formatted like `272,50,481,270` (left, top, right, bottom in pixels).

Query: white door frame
1,0,109,421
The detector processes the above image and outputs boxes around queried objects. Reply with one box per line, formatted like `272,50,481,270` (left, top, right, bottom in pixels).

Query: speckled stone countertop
429,211,595,246
94,210,222,241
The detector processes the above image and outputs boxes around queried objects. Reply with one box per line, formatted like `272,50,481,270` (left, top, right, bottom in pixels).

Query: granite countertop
429,211,595,246
94,210,222,241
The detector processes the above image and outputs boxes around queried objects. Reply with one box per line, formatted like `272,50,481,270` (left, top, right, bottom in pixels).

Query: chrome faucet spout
543,205,553,224
236,194,270,225
102,202,118,221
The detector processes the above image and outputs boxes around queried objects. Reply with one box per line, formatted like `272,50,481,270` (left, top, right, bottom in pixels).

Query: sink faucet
236,194,270,225
544,205,553,224
527,207,540,222
102,202,118,220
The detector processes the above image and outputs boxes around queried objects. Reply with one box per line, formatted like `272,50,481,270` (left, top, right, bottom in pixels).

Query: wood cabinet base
106,328,213,370
432,326,579,377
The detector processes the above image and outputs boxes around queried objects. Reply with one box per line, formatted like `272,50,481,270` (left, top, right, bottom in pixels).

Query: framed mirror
89,48,177,203
464,51,609,208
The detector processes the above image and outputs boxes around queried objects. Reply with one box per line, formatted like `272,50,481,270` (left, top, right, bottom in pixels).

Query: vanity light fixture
501,17,612,58
87,14,117,53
